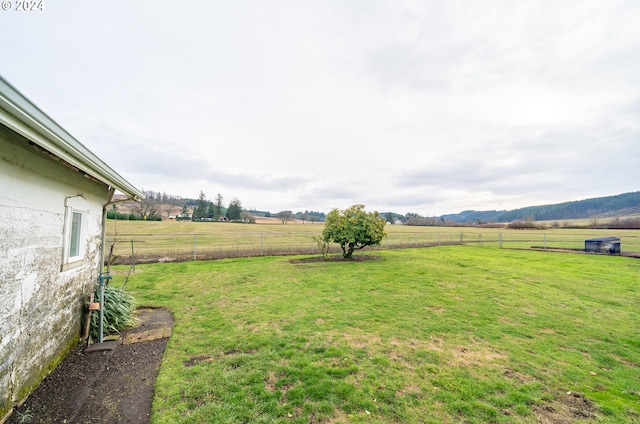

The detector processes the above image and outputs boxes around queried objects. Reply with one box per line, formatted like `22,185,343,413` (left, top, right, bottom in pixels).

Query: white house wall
0,124,108,416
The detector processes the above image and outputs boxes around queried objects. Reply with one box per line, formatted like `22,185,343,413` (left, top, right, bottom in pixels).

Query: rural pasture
105,219,640,264
111,245,640,423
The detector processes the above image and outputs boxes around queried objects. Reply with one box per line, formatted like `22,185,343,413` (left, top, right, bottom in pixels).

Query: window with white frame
62,196,88,270
69,211,83,258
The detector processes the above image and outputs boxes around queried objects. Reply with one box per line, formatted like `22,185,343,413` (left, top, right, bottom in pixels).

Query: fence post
544,234,547,250
193,234,197,261
105,235,111,266
260,232,263,256
499,232,503,249
460,232,463,243
438,232,440,246
479,233,482,247
131,239,135,271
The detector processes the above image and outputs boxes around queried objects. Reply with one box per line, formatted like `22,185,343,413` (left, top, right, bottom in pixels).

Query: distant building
585,237,621,255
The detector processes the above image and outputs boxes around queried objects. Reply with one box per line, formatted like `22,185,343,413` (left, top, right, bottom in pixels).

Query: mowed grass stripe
114,246,640,423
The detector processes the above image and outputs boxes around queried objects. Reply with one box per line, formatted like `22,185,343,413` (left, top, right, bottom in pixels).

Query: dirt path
6,308,173,424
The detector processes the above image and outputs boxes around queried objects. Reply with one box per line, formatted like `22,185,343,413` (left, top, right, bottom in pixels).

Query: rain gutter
0,74,144,200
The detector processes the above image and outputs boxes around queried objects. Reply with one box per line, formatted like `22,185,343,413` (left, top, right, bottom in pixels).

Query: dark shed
585,237,621,255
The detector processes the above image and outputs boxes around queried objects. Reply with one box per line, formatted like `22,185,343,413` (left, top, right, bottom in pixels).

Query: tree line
268,210,326,224
184,191,255,223
108,188,331,224
112,189,640,226
106,189,253,222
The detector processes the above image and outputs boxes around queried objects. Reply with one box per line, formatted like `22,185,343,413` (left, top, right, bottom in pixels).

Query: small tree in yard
322,204,386,259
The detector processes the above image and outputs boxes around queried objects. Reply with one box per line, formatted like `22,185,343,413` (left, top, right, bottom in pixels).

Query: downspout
96,188,139,343
96,187,116,344
101,187,116,275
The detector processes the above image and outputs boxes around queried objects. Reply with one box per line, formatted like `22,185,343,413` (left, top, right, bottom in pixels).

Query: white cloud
2,0,639,215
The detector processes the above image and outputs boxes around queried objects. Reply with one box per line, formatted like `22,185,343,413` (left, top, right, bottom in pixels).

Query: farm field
105,220,640,263
532,215,640,228
112,246,640,423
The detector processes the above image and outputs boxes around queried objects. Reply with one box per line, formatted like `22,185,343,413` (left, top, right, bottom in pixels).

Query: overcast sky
2,1,639,215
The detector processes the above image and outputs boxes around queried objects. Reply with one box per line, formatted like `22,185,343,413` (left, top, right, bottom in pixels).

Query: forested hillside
439,210,506,224
498,192,640,222
440,191,640,223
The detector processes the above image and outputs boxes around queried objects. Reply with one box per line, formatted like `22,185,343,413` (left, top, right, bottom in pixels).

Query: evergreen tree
180,204,190,220
214,193,224,219
192,191,208,221
226,197,243,221
385,212,394,223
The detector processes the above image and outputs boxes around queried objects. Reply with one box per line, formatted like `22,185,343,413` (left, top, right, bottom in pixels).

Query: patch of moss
10,335,80,417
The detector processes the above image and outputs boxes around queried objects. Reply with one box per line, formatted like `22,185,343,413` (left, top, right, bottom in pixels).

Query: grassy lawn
113,246,640,423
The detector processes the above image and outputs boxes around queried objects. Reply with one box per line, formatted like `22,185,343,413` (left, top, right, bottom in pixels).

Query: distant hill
440,191,640,223
440,209,507,224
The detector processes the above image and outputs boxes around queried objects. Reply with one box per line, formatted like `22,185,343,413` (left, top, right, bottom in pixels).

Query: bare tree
276,210,292,224
134,197,160,220
240,210,255,223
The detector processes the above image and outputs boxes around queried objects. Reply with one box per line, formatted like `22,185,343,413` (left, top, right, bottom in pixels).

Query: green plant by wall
90,286,136,341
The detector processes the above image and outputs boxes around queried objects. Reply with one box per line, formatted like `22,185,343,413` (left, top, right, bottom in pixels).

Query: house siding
0,124,108,417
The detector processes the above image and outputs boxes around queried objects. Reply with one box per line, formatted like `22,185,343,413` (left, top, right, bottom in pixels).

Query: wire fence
105,230,640,265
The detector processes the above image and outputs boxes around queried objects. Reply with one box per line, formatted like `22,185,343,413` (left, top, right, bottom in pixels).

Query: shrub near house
322,204,387,258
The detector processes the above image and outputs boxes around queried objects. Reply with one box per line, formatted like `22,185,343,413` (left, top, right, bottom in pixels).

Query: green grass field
112,246,640,423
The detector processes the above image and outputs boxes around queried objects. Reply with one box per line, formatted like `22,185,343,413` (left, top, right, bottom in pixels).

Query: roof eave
0,75,145,201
